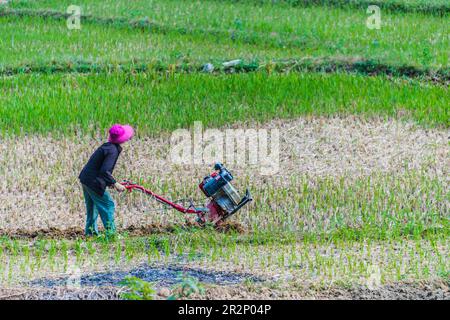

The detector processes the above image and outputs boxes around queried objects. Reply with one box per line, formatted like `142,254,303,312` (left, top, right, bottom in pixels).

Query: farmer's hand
114,182,126,193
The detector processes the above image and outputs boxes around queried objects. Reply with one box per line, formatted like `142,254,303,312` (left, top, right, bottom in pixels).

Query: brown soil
0,221,246,240
0,226,86,240
214,221,247,234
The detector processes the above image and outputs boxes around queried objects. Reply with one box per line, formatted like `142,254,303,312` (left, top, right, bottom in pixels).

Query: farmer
79,124,134,236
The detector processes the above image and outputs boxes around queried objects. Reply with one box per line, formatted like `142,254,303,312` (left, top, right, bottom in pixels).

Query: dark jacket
79,142,122,196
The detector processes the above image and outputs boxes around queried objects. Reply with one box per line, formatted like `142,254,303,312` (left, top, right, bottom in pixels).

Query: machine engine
198,163,252,223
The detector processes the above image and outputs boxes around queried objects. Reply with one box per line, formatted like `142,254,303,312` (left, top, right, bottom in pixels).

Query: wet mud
29,264,261,288
0,221,246,240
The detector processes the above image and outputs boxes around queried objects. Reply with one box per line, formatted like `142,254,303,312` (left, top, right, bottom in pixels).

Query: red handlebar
121,182,205,215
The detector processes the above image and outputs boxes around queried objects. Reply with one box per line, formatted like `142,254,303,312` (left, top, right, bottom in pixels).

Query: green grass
1,1,449,70
0,15,297,69
0,72,447,136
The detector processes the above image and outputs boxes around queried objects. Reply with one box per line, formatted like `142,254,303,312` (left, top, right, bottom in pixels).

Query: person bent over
79,124,134,236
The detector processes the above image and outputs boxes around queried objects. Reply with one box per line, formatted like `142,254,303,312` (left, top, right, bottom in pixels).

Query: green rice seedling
74,239,84,264
114,240,123,265
120,276,156,300
96,238,109,262
32,239,47,270
47,239,58,271
5,239,19,258
21,244,30,266
147,237,161,262
124,238,136,262
2,72,448,136
162,238,171,261
60,240,69,271
169,273,205,300
85,239,97,266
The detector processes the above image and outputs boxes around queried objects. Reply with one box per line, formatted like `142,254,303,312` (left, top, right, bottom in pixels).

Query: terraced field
1,1,449,74
0,0,448,300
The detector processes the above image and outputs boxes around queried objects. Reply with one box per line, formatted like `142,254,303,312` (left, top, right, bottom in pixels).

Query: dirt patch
126,221,246,236
0,227,85,240
28,264,261,288
0,221,246,240
214,221,247,234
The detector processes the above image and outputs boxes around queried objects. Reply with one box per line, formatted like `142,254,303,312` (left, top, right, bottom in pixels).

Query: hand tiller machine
121,163,252,225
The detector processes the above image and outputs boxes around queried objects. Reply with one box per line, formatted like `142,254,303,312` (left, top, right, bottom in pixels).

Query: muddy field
0,116,448,233
0,222,246,240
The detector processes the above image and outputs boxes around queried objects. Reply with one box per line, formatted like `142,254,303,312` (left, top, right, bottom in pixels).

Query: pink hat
108,124,134,144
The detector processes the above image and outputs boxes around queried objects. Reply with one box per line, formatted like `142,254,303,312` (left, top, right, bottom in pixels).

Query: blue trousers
82,184,116,236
